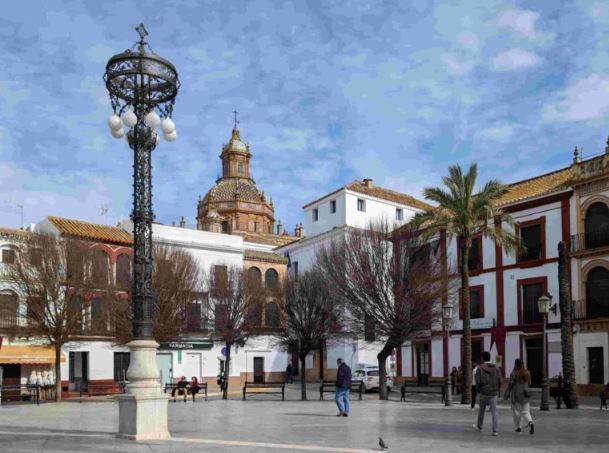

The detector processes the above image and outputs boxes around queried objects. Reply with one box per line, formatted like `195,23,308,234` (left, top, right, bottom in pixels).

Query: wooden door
588,347,605,384
253,357,264,383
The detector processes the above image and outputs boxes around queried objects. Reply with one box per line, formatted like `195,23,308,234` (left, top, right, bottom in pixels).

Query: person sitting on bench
189,376,200,401
171,376,189,402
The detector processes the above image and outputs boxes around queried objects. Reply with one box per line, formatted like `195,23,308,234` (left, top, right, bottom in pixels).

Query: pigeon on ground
379,437,388,450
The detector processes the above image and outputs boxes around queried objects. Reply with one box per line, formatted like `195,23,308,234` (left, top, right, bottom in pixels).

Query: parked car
352,366,394,392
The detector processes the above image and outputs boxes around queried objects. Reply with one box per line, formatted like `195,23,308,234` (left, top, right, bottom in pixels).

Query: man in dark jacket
335,358,352,417
473,351,501,435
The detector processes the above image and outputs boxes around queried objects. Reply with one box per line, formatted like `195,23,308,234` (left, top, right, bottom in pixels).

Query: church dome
202,178,266,204
222,126,249,154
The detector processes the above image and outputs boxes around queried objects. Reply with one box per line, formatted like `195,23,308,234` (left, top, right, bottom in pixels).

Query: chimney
363,178,373,188
179,216,186,228
295,223,304,237
573,146,581,164
276,220,283,235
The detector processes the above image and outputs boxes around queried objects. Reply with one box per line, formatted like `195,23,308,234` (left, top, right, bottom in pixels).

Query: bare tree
2,234,101,400
277,269,342,400
114,245,201,344
206,265,263,399
317,221,450,400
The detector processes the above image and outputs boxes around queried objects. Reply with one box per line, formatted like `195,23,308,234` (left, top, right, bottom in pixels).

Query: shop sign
160,341,213,350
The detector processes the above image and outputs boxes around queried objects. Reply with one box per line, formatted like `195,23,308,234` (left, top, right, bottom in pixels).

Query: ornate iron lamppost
537,293,554,412
442,302,454,407
104,24,179,441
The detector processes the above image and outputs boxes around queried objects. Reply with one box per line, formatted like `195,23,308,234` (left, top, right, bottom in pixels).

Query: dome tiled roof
203,178,266,204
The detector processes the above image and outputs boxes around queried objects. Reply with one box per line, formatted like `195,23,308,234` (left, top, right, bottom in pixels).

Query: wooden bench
242,381,285,400
319,381,364,401
163,382,208,401
401,381,446,403
79,382,125,402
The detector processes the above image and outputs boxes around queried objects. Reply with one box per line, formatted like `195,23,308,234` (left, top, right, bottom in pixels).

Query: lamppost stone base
117,340,169,441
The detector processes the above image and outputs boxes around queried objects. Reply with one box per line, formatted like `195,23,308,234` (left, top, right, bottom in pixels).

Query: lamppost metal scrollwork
104,24,179,340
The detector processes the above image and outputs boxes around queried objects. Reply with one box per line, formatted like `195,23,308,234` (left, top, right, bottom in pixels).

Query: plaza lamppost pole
104,24,179,441
442,302,454,407
538,293,553,412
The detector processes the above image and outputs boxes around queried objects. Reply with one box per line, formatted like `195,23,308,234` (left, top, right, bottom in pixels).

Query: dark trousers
471,386,478,408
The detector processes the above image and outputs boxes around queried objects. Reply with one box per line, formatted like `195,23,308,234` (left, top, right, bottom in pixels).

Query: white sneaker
492,432,499,436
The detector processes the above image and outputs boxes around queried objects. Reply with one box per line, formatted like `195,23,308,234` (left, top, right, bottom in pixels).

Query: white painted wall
303,191,347,238
431,337,444,377
574,332,609,385
344,191,417,231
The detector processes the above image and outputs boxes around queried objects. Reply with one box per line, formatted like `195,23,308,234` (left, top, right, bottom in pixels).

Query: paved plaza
0,386,607,453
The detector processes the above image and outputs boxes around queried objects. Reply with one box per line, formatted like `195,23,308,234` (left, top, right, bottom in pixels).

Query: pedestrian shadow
281,413,340,418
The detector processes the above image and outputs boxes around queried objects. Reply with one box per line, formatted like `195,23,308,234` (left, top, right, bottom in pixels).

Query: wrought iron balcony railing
572,299,609,321
571,228,609,253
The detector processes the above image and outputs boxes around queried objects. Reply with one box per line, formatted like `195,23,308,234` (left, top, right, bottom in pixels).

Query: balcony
571,229,609,254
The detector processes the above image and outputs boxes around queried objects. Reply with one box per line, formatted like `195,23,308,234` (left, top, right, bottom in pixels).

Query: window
521,281,544,324
468,237,482,271
519,221,543,262
1,248,15,264
396,208,403,221
265,302,279,328
116,254,131,288
26,296,42,326
313,208,319,222
246,303,262,327
187,302,203,331
330,200,336,214
30,249,42,267
265,268,279,289
90,298,106,333
293,261,299,280
237,161,244,176
585,267,609,319
114,352,130,382
585,202,609,249
459,286,484,319
357,199,366,212
0,292,18,327
214,304,229,331
69,297,84,331
247,267,262,288
91,250,109,286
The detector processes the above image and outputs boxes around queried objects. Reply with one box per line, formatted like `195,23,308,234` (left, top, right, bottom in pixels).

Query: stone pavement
0,385,607,452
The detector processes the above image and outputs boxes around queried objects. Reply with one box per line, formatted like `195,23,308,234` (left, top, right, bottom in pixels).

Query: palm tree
415,163,517,404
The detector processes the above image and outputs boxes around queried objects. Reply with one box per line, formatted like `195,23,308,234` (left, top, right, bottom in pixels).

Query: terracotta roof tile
47,216,133,245
496,166,574,206
0,227,34,240
237,231,300,247
303,180,432,211
244,249,288,264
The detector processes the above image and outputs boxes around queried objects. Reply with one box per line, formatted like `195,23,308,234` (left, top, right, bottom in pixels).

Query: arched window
247,267,262,288
585,267,609,319
265,302,279,328
265,268,279,289
585,202,609,248
237,161,244,176
0,291,18,327
91,250,109,286
116,254,131,288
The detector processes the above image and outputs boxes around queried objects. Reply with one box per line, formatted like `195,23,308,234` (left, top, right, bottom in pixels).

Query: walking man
335,358,352,417
472,351,501,436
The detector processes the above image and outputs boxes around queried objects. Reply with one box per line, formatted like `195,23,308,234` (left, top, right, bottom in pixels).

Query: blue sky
2,0,609,232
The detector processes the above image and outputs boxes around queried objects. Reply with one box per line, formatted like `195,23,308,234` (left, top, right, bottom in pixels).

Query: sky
2,0,609,233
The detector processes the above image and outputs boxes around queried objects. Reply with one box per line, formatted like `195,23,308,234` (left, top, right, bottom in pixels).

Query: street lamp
104,24,179,441
442,302,454,407
537,293,553,412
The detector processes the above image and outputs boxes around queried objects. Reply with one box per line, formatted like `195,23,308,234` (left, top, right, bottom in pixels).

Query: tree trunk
300,355,307,401
54,346,62,401
223,343,231,400
377,346,392,401
460,239,472,405
558,241,578,408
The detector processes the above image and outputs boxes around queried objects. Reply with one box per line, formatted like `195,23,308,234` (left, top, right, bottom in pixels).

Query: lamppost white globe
161,117,175,134
145,111,161,128
164,130,177,142
111,127,125,139
108,114,122,130
122,110,138,127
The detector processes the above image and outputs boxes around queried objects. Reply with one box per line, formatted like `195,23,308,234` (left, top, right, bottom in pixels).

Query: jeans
335,387,350,414
471,386,478,409
511,402,533,429
477,395,498,433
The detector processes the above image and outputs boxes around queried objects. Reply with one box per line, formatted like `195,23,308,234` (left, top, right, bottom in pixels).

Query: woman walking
505,359,534,435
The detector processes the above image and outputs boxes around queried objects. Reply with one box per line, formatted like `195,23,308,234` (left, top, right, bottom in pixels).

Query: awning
0,345,66,364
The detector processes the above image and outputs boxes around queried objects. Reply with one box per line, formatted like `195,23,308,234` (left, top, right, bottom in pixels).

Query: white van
352,365,394,392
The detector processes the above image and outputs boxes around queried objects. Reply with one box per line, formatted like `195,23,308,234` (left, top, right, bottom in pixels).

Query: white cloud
542,75,609,122
443,55,476,75
490,48,541,71
496,8,540,40
477,123,516,142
